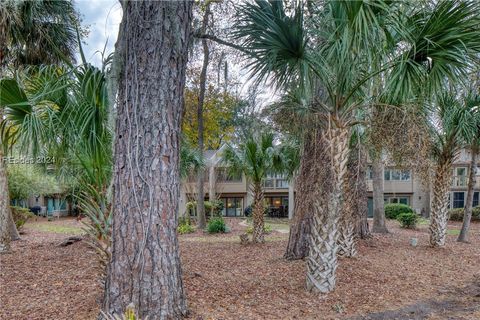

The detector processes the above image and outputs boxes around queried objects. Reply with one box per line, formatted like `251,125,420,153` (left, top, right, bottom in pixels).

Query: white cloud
75,0,122,66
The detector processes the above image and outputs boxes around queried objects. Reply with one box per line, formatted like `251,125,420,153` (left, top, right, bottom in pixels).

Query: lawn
1,217,479,319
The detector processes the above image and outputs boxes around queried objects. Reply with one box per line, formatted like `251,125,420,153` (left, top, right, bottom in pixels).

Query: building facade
180,148,480,219
179,147,295,219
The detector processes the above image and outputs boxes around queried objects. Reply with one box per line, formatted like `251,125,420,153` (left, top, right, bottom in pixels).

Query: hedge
385,203,414,219
448,206,480,221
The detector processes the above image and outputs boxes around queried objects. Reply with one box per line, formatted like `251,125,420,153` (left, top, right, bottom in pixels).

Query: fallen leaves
1,218,479,319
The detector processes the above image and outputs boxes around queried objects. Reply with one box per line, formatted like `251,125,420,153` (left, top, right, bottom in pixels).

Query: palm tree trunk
252,181,265,243
457,145,478,242
196,3,211,230
372,156,388,233
338,142,368,257
429,159,453,247
103,1,191,317
284,129,323,260
306,125,349,293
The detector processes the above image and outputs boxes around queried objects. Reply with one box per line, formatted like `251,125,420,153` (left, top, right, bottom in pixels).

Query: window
453,167,468,187
473,192,479,207
384,169,411,181
265,196,289,218
221,197,243,217
263,173,288,189
366,165,373,180
216,168,242,183
276,179,289,188
401,170,411,181
453,192,465,209
385,197,410,205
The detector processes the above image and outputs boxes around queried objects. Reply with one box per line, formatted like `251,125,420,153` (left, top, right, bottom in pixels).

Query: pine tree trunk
0,144,11,253
103,1,192,318
8,208,20,240
196,3,211,230
306,125,349,293
251,182,265,243
372,156,388,233
458,146,477,242
429,159,453,247
284,129,324,260
354,144,370,239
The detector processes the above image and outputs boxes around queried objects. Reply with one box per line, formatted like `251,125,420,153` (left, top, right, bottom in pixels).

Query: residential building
179,146,295,219
180,147,480,219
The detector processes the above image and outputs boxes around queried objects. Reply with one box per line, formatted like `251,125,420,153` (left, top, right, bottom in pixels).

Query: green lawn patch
27,223,84,235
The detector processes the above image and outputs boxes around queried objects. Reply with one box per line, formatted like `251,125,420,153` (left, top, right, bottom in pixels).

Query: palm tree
429,92,479,247
0,0,78,253
0,0,78,69
0,61,113,215
233,0,480,292
222,133,284,243
458,78,480,243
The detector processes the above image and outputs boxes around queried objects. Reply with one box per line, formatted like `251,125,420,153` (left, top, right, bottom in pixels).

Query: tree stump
239,233,249,245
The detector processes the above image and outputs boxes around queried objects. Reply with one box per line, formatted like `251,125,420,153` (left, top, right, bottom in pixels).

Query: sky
75,0,122,66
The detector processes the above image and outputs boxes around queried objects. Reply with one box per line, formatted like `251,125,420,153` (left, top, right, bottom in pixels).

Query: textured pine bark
458,146,478,242
284,129,324,260
372,156,388,233
103,1,192,318
8,208,20,241
306,125,349,293
251,182,265,243
0,143,11,253
429,160,453,247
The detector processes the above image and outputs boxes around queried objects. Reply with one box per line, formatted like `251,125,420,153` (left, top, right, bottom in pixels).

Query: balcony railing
264,178,289,189
452,176,480,188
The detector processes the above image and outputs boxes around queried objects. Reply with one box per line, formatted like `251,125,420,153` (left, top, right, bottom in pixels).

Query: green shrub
246,224,272,234
204,200,224,216
11,206,34,230
186,200,224,217
178,223,195,234
397,212,418,228
207,217,227,233
385,203,414,219
448,206,480,221
177,218,195,234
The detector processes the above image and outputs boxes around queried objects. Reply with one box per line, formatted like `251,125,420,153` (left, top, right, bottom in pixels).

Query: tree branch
194,33,253,57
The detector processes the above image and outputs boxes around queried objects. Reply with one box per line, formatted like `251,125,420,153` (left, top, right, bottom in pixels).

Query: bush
178,218,195,234
11,206,34,230
246,224,272,234
186,200,225,217
385,203,414,219
207,217,227,233
448,206,480,221
397,212,418,228
178,223,195,234
204,200,224,216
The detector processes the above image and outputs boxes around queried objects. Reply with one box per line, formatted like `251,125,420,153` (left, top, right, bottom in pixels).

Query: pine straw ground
1,217,479,320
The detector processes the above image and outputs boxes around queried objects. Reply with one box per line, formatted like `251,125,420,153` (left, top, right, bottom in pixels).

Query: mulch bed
1,218,479,319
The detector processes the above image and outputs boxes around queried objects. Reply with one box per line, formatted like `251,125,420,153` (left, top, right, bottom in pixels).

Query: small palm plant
222,132,284,243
